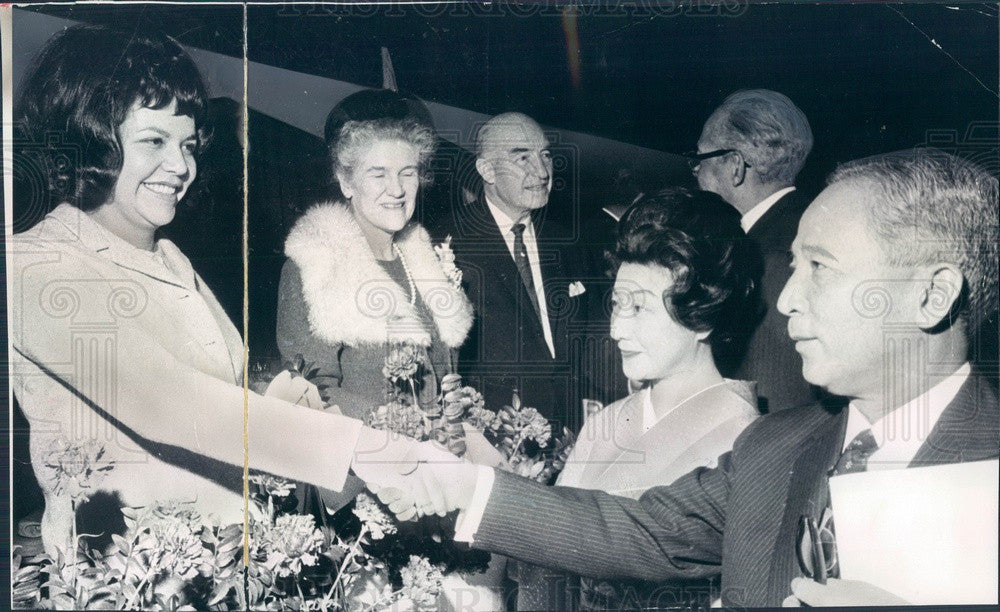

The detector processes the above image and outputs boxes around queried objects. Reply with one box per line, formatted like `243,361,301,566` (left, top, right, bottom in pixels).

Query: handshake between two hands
350,426,486,521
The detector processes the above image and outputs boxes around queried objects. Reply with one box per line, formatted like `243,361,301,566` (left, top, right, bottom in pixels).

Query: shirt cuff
454,465,496,543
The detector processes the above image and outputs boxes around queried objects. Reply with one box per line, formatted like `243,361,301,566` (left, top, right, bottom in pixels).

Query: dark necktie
511,222,541,320
806,428,878,580
832,428,879,476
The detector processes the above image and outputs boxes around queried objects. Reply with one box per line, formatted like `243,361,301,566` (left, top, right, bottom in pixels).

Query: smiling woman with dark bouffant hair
10,25,447,560
512,187,763,611
16,24,211,215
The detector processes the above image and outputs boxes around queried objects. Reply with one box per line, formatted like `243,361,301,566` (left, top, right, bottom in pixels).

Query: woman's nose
161,145,192,177
385,174,405,198
609,308,627,341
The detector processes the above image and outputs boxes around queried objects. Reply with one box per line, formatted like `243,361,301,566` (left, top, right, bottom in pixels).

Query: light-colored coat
10,205,362,554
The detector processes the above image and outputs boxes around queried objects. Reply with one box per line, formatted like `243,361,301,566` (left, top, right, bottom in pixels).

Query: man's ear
475,157,496,184
917,263,965,330
730,151,747,187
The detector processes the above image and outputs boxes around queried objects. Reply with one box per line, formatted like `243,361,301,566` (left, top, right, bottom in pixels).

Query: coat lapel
50,204,191,291
49,206,241,383
765,409,846,600
462,199,551,348
910,375,1000,466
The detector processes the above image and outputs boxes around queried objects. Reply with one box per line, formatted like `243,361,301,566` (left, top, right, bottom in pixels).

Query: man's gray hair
830,148,999,333
704,89,813,183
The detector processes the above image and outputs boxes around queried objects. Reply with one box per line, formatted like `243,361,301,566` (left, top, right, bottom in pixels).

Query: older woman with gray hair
278,91,473,418
276,90,474,512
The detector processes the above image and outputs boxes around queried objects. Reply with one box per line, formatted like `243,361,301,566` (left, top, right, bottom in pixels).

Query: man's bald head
474,112,553,219
475,112,546,159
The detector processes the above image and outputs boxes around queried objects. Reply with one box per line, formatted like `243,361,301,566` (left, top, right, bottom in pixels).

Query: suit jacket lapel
766,409,846,600
910,375,1000,466
762,378,997,601
473,199,537,308
472,200,553,349
534,212,567,359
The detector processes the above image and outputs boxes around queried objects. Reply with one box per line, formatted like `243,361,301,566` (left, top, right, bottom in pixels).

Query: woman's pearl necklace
392,243,417,307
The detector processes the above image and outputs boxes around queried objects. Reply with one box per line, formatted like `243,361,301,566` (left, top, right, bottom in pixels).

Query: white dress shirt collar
485,196,527,236
843,362,971,470
741,186,796,233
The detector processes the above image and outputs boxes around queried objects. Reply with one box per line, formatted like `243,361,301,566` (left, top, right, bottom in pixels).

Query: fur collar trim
284,202,473,348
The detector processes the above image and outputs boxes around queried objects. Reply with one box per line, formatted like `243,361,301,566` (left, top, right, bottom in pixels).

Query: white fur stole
284,202,473,349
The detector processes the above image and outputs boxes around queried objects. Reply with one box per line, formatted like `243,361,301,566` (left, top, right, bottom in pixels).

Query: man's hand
782,578,909,607
350,427,463,519
374,448,481,522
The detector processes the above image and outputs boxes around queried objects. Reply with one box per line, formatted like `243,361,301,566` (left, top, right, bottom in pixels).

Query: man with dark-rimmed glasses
687,89,818,414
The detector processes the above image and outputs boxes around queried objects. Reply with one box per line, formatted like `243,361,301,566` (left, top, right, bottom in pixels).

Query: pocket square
569,281,586,297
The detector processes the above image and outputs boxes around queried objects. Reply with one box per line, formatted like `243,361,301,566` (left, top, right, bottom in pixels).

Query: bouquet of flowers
374,344,576,484
371,344,468,456
13,436,444,610
464,389,576,484
248,349,577,605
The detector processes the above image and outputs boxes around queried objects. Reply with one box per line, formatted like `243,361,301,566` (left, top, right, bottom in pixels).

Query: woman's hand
462,423,507,469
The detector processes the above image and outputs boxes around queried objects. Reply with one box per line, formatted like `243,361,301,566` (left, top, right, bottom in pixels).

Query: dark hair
610,188,758,341
16,25,210,211
323,88,434,149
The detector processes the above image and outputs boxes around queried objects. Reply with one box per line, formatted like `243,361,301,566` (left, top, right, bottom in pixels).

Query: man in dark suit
689,89,817,413
388,149,999,607
431,112,588,430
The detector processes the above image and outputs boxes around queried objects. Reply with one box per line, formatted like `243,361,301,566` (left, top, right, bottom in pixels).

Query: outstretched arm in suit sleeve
470,453,733,583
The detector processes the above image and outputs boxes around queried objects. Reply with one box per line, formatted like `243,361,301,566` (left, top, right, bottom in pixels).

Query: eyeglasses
797,507,839,584
684,149,748,171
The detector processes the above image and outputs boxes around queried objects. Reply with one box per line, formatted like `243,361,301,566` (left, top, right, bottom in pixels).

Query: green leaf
208,577,239,606
49,592,75,609
42,578,69,595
